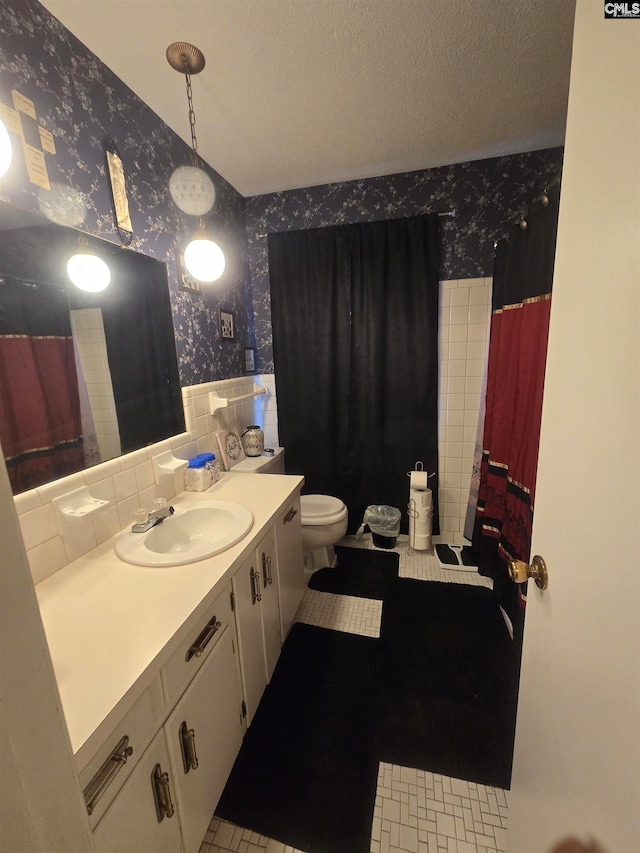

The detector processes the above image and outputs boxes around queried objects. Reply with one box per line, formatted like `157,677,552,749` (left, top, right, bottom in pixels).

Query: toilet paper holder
407,461,434,491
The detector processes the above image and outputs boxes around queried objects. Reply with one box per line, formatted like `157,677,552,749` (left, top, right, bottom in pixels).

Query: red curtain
0,280,84,493
473,183,560,621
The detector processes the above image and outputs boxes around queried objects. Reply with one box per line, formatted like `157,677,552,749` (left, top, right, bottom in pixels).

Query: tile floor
198,536,508,853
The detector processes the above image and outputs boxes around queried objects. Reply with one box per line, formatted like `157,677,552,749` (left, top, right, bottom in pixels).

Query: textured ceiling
38,0,576,197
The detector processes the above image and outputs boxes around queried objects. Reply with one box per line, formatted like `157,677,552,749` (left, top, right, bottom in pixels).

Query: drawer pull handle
264,554,273,585
180,721,199,773
186,617,221,661
283,507,298,524
152,763,175,822
250,566,262,604
83,735,133,815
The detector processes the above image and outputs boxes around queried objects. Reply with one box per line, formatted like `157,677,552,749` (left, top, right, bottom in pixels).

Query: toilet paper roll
410,470,428,490
410,487,432,507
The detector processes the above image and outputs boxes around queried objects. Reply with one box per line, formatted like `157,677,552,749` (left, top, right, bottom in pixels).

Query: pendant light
67,235,111,292
167,42,225,283
0,116,13,178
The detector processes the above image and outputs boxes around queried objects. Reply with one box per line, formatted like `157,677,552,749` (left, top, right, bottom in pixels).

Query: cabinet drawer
161,583,233,707
79,676,164,829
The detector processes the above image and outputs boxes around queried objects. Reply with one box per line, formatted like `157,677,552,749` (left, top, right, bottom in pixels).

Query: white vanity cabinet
232,526,281,724
164,624,244,853
274,495,305,640
92,727,182,853
88,583,243,853
38,476,307,853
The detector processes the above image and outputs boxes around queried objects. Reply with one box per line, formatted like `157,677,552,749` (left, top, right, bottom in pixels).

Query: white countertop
35,472,304,770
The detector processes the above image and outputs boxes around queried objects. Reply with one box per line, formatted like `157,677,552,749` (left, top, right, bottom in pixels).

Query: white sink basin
115,500,253,567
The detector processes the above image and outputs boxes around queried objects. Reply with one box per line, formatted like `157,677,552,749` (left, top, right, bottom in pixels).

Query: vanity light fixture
0,116,13,178
67,235,111,292
167,41,225,283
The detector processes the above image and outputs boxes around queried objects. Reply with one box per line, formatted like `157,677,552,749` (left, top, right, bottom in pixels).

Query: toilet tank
229,447,285,474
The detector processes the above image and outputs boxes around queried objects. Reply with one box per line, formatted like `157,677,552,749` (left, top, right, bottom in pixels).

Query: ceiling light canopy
167,41,225,283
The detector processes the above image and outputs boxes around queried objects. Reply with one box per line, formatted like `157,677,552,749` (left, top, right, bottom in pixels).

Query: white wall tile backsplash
15,375,270,584
70,308,122,462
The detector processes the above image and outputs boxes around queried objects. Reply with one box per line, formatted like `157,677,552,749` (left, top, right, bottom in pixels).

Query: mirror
0,202,185,494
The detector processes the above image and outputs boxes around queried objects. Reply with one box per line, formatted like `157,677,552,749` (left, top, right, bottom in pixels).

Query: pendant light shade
183,233,226,282
167,41,225,284
67,238,111,292
0,117,12,178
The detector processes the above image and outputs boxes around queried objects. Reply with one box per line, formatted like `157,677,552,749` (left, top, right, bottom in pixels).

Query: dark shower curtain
269,214,440,535
472,182,561,626
0,278,84,492
99,252,184,454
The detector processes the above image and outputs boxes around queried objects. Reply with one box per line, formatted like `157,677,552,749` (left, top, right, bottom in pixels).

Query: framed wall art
104,137,133,245
244,347,256,373
177,253,201,293
219,308,235,341
215,428,246,470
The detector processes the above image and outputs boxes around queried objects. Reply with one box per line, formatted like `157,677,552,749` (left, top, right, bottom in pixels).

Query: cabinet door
257,526,282,682
274,494,305,639
93,730,182,853
165,625,244,853
232,552,266,724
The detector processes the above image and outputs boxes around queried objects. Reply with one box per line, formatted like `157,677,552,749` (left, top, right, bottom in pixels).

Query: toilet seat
300,494,347,526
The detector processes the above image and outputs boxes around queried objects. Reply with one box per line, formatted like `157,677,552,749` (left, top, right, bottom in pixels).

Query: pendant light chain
183,57,205,228
184,60,199,160
167,41,225,282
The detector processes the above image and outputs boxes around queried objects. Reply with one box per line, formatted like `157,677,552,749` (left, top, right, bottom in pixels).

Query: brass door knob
508,555,549,590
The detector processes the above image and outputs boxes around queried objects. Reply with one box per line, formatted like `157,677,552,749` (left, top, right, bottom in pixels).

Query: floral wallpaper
246,148,564,372
0,0,252,386
0,1,564,384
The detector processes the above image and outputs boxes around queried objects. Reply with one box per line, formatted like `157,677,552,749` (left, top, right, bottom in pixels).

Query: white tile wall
70,309,122,461
251,374,279,448
14,376,272,584
437,278,491,546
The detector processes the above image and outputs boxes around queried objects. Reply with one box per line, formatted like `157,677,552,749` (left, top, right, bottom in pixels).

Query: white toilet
298,493,348,573
229,447,348,573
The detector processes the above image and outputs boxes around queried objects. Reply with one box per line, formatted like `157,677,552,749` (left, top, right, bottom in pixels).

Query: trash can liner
355,505,402,539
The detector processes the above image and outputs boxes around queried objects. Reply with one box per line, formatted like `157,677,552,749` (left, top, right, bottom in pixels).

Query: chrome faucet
131,505,175,533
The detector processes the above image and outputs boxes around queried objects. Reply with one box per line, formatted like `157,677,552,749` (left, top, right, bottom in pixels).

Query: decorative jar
241,425,264,457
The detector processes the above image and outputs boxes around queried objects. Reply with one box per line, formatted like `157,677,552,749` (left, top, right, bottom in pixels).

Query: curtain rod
254,210,456,239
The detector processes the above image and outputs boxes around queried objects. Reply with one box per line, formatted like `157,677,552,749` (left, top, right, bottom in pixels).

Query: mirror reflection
0,203,185,494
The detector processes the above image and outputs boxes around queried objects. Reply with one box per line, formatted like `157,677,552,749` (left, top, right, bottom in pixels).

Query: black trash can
357,505,402,549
